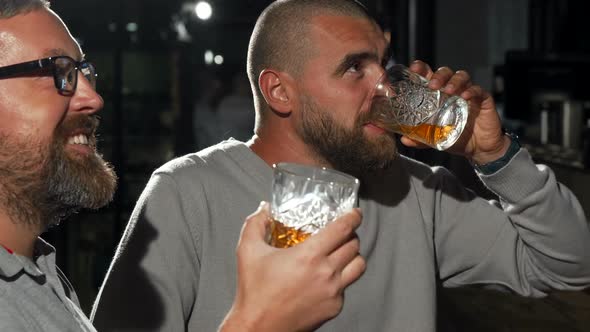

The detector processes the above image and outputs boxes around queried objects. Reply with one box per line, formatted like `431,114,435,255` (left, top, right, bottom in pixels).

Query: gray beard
0,127,116,231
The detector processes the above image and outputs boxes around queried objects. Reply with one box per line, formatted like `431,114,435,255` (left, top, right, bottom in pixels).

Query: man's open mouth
67,133,90,146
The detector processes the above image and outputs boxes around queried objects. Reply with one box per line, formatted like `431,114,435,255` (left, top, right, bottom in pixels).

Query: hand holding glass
371,64,468,150
270,163,360,248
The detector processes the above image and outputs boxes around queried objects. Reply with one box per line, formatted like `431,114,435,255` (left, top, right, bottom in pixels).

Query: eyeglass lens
53,57,96,93
80,62,97,89
54,57,76,92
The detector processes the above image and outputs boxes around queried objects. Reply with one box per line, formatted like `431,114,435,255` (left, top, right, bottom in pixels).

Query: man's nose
70,71,104,114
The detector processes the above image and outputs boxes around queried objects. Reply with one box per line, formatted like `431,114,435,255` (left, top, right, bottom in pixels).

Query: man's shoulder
154,140,247,177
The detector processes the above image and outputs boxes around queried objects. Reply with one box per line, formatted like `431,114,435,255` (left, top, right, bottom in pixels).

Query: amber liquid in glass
269,218,312,248
387,122,455,147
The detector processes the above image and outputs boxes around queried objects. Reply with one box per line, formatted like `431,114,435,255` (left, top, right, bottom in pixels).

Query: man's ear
258,69,295,115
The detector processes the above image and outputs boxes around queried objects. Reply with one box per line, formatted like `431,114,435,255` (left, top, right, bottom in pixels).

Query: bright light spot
214,55,224,65
204,50,214,65
126,22,138,32
195,1,212,20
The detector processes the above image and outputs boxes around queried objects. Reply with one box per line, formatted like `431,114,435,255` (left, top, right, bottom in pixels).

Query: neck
0,209,41,258
247,120,331,168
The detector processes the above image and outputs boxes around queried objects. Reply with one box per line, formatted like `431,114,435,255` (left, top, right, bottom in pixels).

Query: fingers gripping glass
0,56,97,94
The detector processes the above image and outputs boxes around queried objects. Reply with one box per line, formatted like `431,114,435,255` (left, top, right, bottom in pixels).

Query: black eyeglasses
0,56,97,95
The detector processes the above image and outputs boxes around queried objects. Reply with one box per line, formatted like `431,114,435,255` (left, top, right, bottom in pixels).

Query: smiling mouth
67,134,90,146
65,133,97,156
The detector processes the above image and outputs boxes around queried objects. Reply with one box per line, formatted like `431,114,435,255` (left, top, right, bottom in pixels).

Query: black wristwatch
473,131,521,175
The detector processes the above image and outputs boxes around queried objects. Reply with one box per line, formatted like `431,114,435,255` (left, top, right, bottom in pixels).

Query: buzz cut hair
246,0,371,123
0,0,50,19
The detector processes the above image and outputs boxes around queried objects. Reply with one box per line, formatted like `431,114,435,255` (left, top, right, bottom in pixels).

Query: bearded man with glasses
0,1,116,331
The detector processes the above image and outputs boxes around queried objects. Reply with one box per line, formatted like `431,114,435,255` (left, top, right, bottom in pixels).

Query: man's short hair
246,0,371,121
0,0,50,19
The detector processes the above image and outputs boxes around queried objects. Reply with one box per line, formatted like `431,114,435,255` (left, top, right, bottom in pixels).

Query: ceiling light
195,1,212,21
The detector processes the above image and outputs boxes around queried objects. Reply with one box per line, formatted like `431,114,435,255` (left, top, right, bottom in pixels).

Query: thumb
238,201,271,248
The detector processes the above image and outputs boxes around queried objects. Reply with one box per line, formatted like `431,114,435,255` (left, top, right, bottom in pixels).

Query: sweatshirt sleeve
91,172,201,331
433,148,590,297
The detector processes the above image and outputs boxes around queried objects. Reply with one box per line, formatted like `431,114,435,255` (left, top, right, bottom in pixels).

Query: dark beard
297,96,398,179
0,115,117,230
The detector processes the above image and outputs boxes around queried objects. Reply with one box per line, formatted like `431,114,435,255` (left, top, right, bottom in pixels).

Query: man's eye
346,62,362,73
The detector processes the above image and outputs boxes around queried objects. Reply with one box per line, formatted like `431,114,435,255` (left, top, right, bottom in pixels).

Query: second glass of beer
371,64,469,150
270,163,360,248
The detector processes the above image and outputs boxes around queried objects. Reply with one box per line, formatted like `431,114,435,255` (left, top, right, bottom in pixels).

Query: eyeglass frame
0,55,97,95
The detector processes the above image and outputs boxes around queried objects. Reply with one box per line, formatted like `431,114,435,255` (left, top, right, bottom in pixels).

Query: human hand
219,202,365,332
400,60,510,165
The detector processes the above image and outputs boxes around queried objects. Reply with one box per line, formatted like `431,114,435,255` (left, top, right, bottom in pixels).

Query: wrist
472,132,521,175
471,134,511,166
218,308,259,332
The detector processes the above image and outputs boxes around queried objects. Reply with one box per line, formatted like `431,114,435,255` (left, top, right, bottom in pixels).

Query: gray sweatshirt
92,139,590,332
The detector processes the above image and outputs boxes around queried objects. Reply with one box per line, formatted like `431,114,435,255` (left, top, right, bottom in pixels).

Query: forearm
479,148,590,285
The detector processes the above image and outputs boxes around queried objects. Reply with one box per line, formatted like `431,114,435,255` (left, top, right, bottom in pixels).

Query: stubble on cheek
0,132,53,228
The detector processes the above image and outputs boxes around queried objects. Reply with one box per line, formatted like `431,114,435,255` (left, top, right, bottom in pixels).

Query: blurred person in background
216,71,256,143
193,71,223,150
